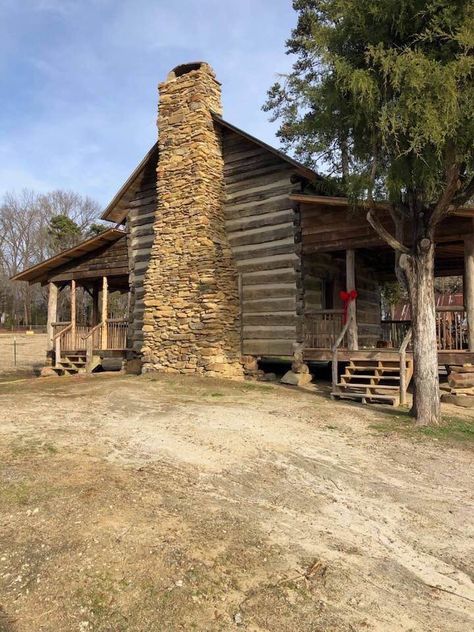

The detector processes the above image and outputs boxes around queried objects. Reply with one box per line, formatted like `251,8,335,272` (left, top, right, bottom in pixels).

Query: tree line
0,189,104,328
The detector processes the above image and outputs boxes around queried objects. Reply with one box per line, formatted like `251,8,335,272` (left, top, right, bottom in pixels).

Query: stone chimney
141,62,243,377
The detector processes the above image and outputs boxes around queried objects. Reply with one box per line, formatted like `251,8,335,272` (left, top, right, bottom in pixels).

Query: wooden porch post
464,233,474,351
101,276,108,350
46,282,58,354
346,249,358,350
91,286,100,326
70,279,76,343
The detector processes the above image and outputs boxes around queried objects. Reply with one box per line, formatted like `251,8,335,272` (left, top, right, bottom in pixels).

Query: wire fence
0,333,47,374
0,325,47,334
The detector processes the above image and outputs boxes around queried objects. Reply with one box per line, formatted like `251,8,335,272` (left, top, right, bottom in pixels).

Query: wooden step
347,365,401,371
341,374,401,380
52,367,79,376
337,383,399,391
331,391,400,406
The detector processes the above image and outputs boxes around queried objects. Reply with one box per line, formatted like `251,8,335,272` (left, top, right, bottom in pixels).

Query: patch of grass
419,416,474,441
210,392,224,398
10,438,58,458
76,572,129,631
370,413,474,445
0,474,60,508
240,382,273,393
0,481,32,506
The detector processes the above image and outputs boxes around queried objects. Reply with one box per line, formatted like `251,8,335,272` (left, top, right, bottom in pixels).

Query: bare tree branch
366,209,410,254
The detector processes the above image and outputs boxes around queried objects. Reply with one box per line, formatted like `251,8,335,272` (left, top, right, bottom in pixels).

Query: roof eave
212,113,321,183
11,228,126,284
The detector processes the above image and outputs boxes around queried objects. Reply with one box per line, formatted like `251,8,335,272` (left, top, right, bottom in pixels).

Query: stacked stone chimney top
166,61,221,86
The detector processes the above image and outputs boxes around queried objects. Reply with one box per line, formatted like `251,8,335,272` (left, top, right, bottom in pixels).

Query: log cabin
13,61,474,406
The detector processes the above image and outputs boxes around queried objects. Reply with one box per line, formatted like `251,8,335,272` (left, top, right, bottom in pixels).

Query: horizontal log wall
222,128,301,357
124,162,157,354
302,253,344,312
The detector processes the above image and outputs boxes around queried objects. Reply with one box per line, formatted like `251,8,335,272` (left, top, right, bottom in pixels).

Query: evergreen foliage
264,0,474,210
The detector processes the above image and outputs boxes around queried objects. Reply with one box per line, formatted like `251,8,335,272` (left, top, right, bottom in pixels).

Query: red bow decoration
340,289,358,323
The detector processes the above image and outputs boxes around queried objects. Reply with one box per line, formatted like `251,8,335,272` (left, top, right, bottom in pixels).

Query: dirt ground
0,373,473,632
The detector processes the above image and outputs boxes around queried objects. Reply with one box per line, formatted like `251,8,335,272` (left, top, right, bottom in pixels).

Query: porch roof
12,228,127,285
293,194,474,270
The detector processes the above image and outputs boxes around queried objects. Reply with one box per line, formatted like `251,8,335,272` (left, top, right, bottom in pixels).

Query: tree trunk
403,242,440,425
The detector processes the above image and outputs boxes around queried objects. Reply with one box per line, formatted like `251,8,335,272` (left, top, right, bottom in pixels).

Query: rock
450,386,474,395
441,393,474,408
291,361,309,374
125,358,142,375
234,612,243,626
260,372,277,382
281,370,312,387
40,366,57,378
449,364,474,374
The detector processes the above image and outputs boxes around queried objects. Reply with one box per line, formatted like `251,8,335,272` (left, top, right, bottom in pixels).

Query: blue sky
0,0,296,208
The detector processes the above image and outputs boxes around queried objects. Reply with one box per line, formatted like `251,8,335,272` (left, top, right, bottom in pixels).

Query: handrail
52,322,72,367
331,316,352,391
83,321,104,364
399,327,413,406
82,321,104,340
435,306,464,313
52,322,72,342
306,309,344,315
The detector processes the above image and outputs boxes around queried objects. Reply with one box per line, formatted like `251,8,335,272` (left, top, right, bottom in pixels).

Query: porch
11,228,130,374
49,275,129,374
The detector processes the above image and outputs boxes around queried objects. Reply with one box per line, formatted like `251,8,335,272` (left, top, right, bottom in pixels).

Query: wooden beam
346,249,358,350
70,279,76,342
464,232,474,351
92,286,99,326
46,282,58,354
101,276,108,350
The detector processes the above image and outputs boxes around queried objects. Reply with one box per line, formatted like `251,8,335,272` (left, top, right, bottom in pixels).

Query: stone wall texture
141,63,243,377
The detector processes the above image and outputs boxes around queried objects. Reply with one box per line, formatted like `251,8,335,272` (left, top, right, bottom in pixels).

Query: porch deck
304,306,472,366
303,347,474,365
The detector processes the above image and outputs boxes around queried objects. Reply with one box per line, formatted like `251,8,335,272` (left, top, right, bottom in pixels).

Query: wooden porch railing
435,306,466,350
52,322,72,366
380,320,411,349
106,319,128,350
82,322,103,366
382,306,467,351
52,319,128,364
304,309,345,348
